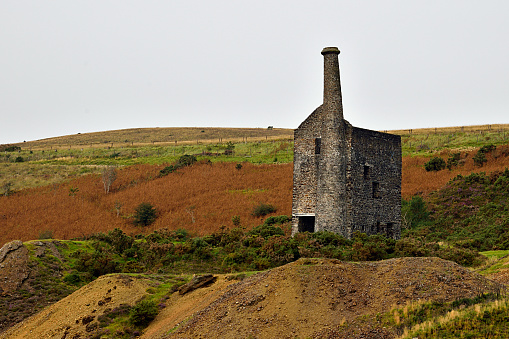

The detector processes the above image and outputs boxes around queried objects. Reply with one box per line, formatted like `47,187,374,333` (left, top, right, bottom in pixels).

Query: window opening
372,182,380,198
315,138,321,155
363,165,370,179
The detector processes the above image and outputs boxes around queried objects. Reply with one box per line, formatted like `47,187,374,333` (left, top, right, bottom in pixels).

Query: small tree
401,196,429,228
102,166,117,193
114,200,123,217
133,202,157,226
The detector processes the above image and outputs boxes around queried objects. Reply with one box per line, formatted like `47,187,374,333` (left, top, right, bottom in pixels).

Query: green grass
400,296,509,338
480,250,509,260
3,124,509,192
94,273,191,337
399,130,509,156
0,140,293,191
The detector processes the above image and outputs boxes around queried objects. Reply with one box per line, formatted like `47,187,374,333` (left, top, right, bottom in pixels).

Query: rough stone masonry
292,47,401,239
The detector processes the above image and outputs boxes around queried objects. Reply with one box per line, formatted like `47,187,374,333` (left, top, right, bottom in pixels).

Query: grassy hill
2,124,509,337
6,127,294,149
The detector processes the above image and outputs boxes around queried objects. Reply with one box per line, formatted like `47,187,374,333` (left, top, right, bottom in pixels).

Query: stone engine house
292,47,401,239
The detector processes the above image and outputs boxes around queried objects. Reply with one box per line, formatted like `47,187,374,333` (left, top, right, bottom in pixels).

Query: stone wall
349,127,402,239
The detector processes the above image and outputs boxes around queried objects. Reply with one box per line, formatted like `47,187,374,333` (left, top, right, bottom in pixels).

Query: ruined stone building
292,47,401,239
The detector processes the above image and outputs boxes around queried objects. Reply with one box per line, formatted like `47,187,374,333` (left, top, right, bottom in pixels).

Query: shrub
107,228,134,254
173,228,190,241
14,156,24,163
159,165,178,176
133,202,157,226
248,223,285,239
63,272,82,285
0,145,21,152
225,141,235,150
424,157,446,172
473,151,487,167
73,250,120,277
252,203,276,217
177,154,197,166
235,163,243,170
159,155,197,176
312,231,350,247
129,299,158,327
232,215,241,226
473,144,496,167
446,152,461,170
263,215,291,226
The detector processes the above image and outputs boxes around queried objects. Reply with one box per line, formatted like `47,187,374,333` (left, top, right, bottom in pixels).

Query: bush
473,151,487,167
159,155,197,176
63,272,82,285
177,154,197,166
107,228,134,254
252,203,276,217
232,215,241,226
248,223,285,239
312,231,350,247
473,144,496,167
14,156,24,163
424,157,446,172
263,215,291,226
133,202,157,226
446,152,461,170
0,145,21,152
129,299,158,327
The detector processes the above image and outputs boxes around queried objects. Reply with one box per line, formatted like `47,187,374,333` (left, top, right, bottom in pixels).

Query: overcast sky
1,1,508,144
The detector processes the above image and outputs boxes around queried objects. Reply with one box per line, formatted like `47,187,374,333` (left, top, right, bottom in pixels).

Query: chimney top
321,47,340,55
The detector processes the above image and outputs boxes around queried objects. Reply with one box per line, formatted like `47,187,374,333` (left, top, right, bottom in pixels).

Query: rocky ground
0,244,505,339
1,274,154,339
157,257,502,339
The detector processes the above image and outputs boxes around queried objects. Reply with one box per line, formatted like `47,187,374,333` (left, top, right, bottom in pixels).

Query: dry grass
0,162,293,246
10,127,294,150
402,144,509,198
388,123,509,135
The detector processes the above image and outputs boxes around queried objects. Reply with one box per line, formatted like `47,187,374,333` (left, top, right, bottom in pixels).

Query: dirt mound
158,257,502,339
1,257,502,339
1,274,153,339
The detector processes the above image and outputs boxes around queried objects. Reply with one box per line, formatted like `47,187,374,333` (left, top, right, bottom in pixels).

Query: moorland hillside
2,125,509,338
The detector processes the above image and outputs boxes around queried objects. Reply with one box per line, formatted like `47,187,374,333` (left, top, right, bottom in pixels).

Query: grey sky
1,0,508,144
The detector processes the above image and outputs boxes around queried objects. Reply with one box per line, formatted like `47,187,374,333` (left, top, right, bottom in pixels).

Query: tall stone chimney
313,46,349,234
321,47,343,122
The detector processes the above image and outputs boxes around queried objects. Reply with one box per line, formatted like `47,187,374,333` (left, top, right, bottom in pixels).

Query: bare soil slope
1,274,154,339
155,257,501,339
2,257,502,339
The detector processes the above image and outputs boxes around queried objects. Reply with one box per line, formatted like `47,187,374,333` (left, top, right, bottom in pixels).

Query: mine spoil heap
163,257,501,339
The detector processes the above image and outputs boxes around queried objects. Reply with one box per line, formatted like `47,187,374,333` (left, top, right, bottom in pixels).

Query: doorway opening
298,216,315,233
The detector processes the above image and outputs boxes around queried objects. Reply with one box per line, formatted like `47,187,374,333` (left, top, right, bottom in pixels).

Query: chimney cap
321,47,340,55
